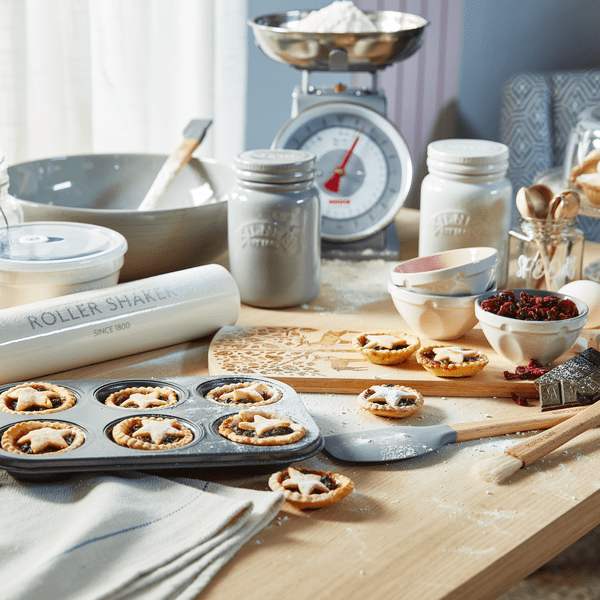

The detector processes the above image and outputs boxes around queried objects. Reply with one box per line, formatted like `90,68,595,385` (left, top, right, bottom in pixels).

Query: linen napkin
0,470,284,600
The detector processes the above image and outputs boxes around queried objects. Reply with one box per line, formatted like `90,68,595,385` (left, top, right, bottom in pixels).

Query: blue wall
247,0,600,151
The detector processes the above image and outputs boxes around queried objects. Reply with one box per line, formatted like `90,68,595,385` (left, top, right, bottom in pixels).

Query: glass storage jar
508,216,584,291
0,152,23,227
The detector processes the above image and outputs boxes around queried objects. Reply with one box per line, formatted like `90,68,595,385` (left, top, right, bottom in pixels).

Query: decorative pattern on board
209,326,368,377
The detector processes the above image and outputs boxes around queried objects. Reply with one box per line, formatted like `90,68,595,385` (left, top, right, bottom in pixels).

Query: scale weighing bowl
248,10,429,71
8,154,235,281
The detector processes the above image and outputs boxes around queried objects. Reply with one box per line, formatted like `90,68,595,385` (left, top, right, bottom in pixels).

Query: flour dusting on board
306,259,390,313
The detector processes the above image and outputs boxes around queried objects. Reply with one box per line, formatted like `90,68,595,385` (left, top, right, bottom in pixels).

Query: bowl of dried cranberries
475,289,588,365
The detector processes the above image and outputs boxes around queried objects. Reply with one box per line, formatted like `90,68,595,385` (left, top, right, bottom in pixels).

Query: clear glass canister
227,149,321,308
508,216,584,291
0,152,24,227
419,139,512,288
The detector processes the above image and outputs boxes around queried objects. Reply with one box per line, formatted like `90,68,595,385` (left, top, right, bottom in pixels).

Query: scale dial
272,101,412,242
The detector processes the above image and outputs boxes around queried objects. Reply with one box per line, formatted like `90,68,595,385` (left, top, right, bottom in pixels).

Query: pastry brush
474,399,600,484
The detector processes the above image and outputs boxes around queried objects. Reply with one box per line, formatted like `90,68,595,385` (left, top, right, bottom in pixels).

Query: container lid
0,221,128,272
235,149,316,184
427,139,509,176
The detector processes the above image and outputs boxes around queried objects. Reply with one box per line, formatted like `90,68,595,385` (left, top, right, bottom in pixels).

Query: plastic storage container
227,149,321,308
0,221,127,308
419,139,512,288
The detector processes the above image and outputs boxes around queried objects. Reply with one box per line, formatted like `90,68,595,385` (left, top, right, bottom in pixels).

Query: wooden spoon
515,187,536,218
527,184,554,218
553,190,580,220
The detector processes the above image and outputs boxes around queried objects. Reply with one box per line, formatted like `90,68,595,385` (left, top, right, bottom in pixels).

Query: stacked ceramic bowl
388,247,498,340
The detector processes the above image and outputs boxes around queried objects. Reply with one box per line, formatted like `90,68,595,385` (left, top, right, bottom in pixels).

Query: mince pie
205,380,282,407
104,386,178,409
0,382,76,415
357,384,424,418
268,466,354,510
353,331,420,365
218,409,306,446
112,416,193,451
1,420,85,456
416,345,489,377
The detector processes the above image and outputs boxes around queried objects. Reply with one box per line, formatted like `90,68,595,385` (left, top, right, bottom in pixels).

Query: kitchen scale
249,9,428,259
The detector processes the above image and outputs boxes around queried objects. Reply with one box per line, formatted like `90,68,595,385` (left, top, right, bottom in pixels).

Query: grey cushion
500,69,600,239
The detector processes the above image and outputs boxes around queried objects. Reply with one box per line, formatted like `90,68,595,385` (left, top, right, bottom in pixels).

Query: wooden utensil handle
138,138,200,211
452,406,587,442
505,401,600,466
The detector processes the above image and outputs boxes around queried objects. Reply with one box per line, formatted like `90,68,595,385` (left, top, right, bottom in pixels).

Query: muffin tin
0,375,323,477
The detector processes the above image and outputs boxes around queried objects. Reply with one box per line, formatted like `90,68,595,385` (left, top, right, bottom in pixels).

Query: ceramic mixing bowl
8,154,235,281
475,289,589,365
387,279,489,340
390,247,497,295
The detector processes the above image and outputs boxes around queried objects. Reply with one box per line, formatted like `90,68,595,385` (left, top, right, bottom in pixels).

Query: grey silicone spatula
323,406,587,463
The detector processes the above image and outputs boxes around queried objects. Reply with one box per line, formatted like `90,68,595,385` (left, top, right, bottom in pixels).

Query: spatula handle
138,138,200,211
451,406,587,442
505,401,600,466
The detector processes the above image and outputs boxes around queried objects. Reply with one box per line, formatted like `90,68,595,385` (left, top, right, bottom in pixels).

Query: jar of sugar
227,149,321,308
419,139,512,288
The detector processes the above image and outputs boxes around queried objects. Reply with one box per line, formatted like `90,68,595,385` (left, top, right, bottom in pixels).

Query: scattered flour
289,1,377,33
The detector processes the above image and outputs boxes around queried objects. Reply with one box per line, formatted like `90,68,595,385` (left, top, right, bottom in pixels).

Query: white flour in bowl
289,1,377,33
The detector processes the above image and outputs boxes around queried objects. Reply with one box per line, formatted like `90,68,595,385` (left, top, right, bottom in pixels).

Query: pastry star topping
433,347,478,364
363,334,403,350
17,427,73,453
281,467,330,495
132,418,185,444
7,387,60,411
238,414,291,437
221,382,269,404
366,385,417,407
120,389,169,409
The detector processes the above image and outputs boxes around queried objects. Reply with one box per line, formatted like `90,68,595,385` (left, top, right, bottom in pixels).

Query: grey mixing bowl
8,154,235,281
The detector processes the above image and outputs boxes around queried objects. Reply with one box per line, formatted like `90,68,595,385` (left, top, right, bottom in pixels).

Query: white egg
558,280,600,328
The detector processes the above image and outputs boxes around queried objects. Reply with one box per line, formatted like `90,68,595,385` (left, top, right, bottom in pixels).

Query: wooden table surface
42,208,600,600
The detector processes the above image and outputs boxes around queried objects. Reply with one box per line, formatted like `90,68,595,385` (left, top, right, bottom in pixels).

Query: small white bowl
475,289,589,365
388,279,488,340
390,247,497,295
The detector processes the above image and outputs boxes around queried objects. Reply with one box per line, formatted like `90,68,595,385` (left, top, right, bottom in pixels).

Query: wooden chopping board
209,326,598,398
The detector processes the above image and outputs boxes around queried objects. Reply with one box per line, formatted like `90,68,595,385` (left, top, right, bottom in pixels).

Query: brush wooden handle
505,401,600,466
138,138,200,211
451,406,587,442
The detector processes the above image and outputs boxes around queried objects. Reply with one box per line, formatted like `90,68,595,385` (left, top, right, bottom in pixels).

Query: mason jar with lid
227,149,320,308
0,152,24,227
419,139,512,288
508,216,584,291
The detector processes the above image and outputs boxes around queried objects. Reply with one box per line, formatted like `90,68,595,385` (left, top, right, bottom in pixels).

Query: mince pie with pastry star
353,331,420,365
416,345,489,378
357,383,424,418
104,386,178,410
268,466,354,510
218,409,306,446
1,420,85,456
205,380,282,407
0,382,76,415
112,416,193,451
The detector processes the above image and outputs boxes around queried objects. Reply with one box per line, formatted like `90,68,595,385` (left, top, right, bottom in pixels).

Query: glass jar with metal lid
227,149,320,308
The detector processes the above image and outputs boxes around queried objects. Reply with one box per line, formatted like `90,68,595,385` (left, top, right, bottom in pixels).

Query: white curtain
0,0,248,166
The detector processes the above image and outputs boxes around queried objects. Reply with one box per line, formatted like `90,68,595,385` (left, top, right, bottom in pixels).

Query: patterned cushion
501,69,600,239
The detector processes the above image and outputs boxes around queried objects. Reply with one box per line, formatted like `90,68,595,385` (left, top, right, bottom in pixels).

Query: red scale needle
323,132,361,193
